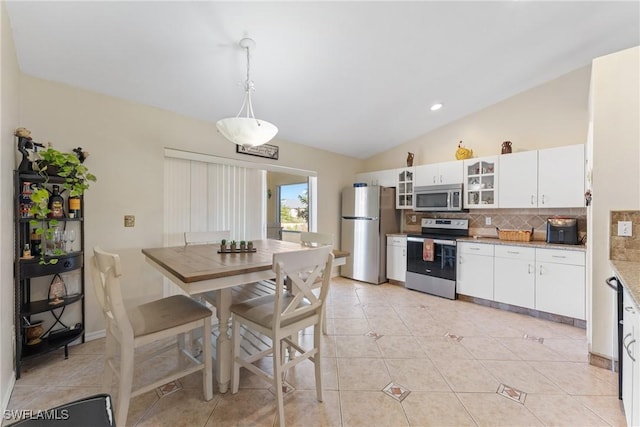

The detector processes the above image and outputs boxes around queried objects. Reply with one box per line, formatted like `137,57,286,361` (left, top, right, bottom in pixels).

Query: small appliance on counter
546,218,578,244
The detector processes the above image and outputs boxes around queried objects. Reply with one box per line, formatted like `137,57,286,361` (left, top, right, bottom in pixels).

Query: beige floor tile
480,360,564,394
574,395,628,427
456,392,544,426
460,336,521,360
329,303,367,319
524,394,609,426
416,336,475,361
132,386,219,427
375,335,427,358
432,359,501,393
333,317,371,335
366,315,412,335
340,390,409,427
336,358,391,390
283,390,342,427
384,358,451,392
335,335,382,358
285,357,339,391
402,391,476,426
542,337,589,362
207,389,276,427
497,337,565,361
528,361,618,396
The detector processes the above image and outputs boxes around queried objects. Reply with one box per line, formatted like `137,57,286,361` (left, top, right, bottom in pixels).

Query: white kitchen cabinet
386,235,407,282
396,167,414,209
537,144,585,208
355,168,396,187
415,161,463,186
494,245,536,309
498,150,538,208
463,156,499,208
457,242,494,300
622,286,639,427
535,248,585,320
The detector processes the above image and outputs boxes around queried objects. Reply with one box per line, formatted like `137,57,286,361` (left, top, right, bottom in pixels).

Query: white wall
588,46,640,360
16,76,361,336
1,0,20,410
363,66,590,171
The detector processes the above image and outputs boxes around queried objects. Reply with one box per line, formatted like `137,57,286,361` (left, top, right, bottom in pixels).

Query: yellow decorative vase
455,141,473,160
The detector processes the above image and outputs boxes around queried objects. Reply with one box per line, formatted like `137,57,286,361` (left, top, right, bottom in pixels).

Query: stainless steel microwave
413,184,463,211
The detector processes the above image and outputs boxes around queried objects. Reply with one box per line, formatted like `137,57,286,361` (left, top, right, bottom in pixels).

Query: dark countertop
456,236,587,252
610,260,640,308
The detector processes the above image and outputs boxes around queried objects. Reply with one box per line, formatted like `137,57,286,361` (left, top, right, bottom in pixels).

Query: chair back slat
91,247,134,339
272,246,333,327
184,230,231,245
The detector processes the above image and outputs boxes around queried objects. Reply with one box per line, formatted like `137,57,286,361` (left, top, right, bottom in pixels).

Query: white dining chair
184,231,277,304
91,247,213,427
298,232,333,334
230,245,334,427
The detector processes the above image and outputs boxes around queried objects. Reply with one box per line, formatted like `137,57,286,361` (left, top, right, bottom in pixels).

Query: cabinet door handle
507,251,520,255
541,194,546,204
528,264,533,274
402,249,406,256
552,255,567,259
625,337,636,362
539,265,544,275
625,306,635,313
433,176,436,184
459,256,463,264
469,247,480,251
531,195,535,205
440,175,443,183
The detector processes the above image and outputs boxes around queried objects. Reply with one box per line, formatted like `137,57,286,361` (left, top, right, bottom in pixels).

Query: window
278,182,309,233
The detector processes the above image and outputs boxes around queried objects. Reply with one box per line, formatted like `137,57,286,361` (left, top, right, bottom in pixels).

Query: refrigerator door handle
342,216,378,220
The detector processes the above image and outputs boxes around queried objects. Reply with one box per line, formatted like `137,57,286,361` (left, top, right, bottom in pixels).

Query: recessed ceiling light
430,103,443,111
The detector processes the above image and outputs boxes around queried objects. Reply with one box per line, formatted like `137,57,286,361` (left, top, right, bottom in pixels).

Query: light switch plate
618,221,632,237
485,217,492,225
124,215,135,227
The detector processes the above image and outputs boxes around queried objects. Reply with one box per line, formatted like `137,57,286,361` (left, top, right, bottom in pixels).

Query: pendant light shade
216,38,278,147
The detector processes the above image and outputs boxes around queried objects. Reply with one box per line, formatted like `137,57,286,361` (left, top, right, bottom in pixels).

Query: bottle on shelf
19,182,33,218
68,196,81,218
30,230,42,256
48,185,64,218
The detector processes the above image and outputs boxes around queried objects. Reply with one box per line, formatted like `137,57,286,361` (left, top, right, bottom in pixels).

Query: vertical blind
164,157,266,248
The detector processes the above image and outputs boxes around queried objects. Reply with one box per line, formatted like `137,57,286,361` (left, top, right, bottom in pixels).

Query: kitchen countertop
456,236,587,252
387,233,407,237
610,260,640,308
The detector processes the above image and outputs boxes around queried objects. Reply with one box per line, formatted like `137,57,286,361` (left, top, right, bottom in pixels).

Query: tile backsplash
610,210,640,262
403,208,587,242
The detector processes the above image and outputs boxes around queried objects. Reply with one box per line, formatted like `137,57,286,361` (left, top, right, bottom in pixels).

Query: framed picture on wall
236,143,279,160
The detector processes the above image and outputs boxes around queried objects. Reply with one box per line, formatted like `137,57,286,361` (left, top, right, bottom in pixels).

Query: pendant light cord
236,41,260,126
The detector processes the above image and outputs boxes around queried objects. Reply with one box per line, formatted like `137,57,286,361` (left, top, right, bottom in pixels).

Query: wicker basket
497,229,533,242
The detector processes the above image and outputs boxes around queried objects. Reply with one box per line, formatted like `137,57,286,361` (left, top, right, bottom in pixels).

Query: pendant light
216,38,278,147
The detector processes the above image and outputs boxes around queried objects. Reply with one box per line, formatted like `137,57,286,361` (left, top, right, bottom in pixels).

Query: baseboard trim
1,372,16,418
84,329,106,341
456,294,586,329
589,352,618,372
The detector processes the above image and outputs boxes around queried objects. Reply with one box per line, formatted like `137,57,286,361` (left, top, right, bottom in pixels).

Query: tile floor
5,277,627,426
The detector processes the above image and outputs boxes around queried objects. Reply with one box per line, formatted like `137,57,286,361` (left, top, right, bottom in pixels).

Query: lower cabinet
622,286,639,427
457,242,494,300
535,248,585,320
386,235,407,282
457,242,586,320
494,246,536,309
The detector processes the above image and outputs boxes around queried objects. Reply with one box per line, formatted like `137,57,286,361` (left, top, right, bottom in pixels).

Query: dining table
141,239,348,393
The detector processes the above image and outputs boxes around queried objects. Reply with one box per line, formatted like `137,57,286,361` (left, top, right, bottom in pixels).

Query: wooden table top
142,239,349,284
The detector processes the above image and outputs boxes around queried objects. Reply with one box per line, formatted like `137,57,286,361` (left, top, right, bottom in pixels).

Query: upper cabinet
355,168,396,187
499,151,538,208
464,156,499,208
415,160,463,186
538,144,585,208
499,144,585,208
395,167,414,209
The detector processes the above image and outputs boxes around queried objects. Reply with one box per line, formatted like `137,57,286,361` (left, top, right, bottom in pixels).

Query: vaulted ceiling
6,1,639,159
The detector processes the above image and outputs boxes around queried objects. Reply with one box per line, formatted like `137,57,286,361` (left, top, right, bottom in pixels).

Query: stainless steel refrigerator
341,186,399,284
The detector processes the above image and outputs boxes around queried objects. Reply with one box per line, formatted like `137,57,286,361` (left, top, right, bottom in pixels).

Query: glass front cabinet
463,156,499,208
395,167,414,209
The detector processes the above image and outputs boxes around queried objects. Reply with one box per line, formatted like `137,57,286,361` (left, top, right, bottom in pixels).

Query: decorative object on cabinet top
455,141,473,160
501,141,512,154
406,152,414,167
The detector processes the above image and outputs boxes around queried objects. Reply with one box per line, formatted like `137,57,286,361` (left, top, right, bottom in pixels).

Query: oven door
406,236,457,281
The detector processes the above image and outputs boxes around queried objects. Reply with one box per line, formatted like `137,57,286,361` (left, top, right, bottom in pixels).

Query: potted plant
230,240,237,252
220,239,228,252
29,146,96,264
240,240,246,251
247,241,254,251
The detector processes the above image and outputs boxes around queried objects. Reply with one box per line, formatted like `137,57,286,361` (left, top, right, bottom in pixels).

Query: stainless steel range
406,218,469,299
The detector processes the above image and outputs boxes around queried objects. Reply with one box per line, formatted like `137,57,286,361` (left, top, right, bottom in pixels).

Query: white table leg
215,288,232,393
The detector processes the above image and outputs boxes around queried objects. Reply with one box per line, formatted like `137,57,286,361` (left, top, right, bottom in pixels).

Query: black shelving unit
14,170,85,378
